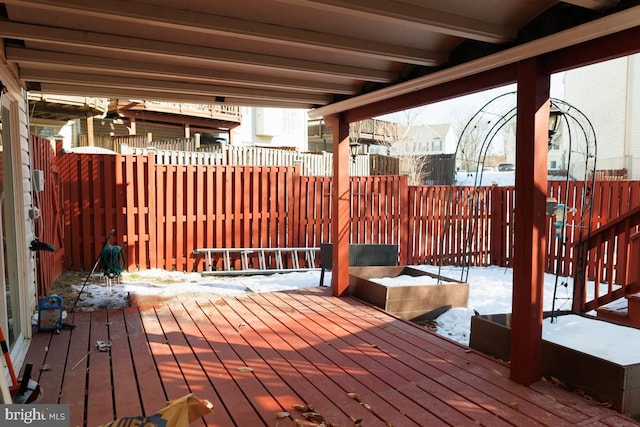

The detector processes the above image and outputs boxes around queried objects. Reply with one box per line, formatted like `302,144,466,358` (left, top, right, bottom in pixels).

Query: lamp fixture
548,105,563,148
349,140,359,163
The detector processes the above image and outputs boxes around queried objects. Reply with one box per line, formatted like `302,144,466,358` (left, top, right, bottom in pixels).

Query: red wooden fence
56,152,640,279
29,135,64,296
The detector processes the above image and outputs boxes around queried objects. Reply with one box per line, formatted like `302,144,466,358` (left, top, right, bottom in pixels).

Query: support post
326,114,351,296
510,58,550,385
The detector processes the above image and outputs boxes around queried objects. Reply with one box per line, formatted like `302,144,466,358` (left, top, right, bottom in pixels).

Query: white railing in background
119,140,398,176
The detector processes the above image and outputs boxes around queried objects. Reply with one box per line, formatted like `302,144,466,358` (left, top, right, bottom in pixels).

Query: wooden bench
319,243,399,286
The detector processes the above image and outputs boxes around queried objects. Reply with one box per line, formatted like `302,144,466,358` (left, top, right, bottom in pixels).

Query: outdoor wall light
349,140,359,163
548,106,563,147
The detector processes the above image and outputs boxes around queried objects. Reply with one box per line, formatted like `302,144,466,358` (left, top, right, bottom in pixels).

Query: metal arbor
437,92,597,316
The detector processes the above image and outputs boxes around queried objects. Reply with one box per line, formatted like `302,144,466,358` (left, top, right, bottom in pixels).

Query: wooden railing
573,205,640,313
121,145,399,176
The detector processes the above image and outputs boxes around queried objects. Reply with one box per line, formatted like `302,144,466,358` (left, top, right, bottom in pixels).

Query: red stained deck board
58,312,91,427
223,297,365,423
163,303,238,427
249,292,426,426
263,291,509,427
210,296,373,426
191,299,294,425
20,327,53,383
138,307,191,401
21,287,640,427
122,306,167,416
184,300,267,427
107,309,143,419
85,310,115,427
30,327,69,404
308,289,602,425
151,304,213,427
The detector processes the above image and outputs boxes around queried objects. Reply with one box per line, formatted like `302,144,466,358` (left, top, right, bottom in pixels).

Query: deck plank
270,291,517,426
138,306,191,400
122,307,167,415
218,296,367,426
85,310,115,427
193,299,297,426
21,326,53,384
108,309,143,419
152,303,214,427
32,328,70,404
291,288,615,426
251,292,434,426
58,311,91,427
122,306,167,416
183,300,266,426
22,286,640,427
165,303,240,427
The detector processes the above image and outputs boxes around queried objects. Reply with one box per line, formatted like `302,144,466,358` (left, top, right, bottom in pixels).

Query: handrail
573,205,640,313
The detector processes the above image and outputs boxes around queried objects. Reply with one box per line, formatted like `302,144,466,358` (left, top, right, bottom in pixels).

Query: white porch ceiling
0,0,636,113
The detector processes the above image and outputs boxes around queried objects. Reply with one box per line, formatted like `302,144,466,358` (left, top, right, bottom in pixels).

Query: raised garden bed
469,313,640,418
348,266,469,321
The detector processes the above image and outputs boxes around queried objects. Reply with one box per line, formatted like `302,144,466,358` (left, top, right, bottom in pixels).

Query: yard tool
70,229,115,312
0,324,40,404
0,324,18,389
12,364,42,404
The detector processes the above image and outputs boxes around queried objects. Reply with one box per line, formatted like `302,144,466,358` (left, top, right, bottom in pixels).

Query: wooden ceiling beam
36,83,318,109
3,0,446,66
7,46,358,95
0,21,395,82
21,69,332,105
278,0,516,43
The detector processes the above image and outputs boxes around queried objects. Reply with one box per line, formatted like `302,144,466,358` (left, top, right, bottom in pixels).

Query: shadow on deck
22,287,640,426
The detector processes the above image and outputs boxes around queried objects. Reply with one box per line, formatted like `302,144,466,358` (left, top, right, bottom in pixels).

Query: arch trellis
435,91,597,316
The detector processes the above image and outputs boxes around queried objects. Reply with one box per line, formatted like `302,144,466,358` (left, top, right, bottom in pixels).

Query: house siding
0,59,38,372
564,55,640,179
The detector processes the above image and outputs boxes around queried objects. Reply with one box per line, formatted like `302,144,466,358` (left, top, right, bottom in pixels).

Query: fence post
490,184,507,266
399,175,409,265
147,152,157,269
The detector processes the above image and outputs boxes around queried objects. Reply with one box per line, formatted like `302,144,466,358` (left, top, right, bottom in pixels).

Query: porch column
86,116,94,146
325,113,351,296
510,58,550,385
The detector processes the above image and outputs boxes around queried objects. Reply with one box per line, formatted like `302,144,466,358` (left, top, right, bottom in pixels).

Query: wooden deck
22,287,640,427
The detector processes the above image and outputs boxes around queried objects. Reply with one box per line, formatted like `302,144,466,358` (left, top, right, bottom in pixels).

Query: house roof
3,0,638,119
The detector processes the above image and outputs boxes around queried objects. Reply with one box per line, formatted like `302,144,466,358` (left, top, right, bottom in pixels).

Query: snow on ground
52,264,640,364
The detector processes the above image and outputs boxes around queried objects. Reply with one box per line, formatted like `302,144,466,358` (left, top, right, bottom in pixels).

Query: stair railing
573,205,640,313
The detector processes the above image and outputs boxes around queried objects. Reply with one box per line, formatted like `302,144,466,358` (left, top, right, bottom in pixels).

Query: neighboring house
391,123,456,156
234,107,308,151
30,98,242,151
307,118,397,153
562,54,640,179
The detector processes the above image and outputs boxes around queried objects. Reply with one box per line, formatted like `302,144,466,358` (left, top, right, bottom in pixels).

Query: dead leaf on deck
347,392,359,400
237,366,253,372
292,403,314,412
302,411,324,423
509,402,520,411
360,402,372,411
275,411,290,419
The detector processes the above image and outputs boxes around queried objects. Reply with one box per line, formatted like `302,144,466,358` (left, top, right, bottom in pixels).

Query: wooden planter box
470,314,640,418
348,266,469,321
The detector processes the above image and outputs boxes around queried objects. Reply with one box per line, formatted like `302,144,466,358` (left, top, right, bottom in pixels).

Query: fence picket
56,152,640,278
